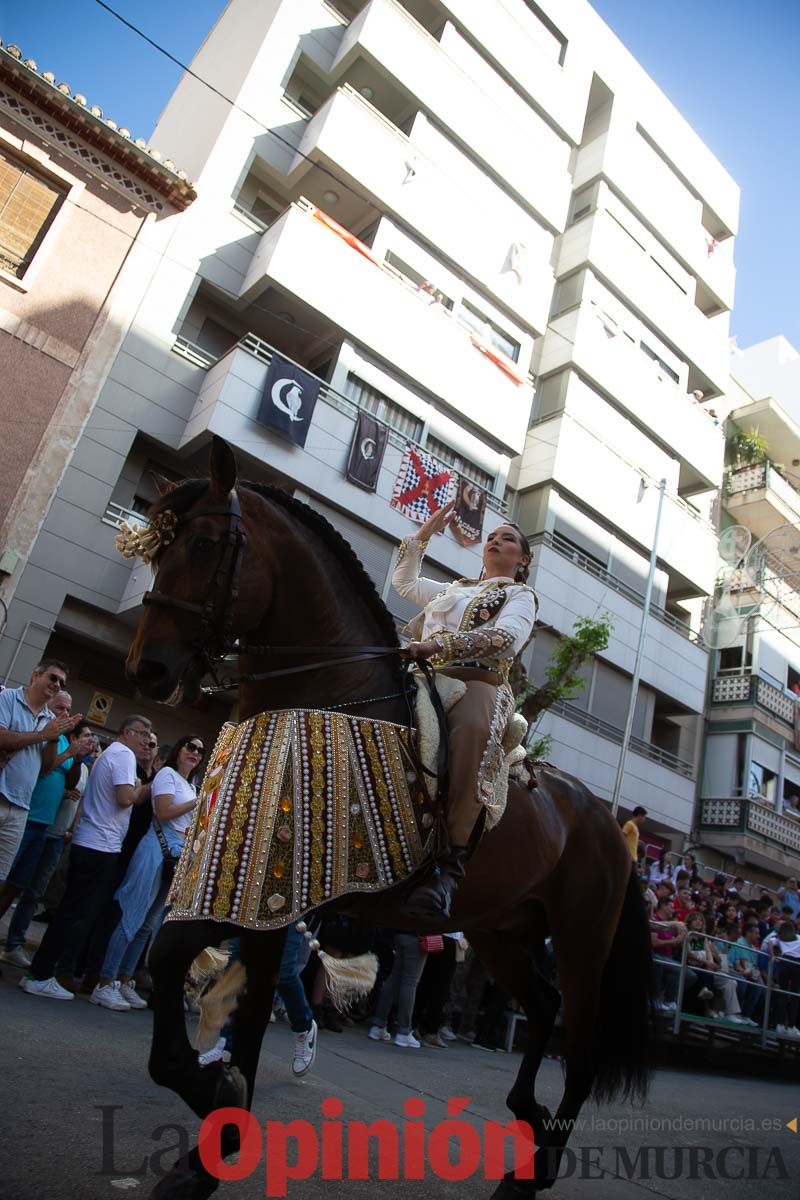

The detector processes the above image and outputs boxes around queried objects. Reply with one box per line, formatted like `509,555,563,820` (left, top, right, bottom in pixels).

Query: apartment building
0,0,738,833
699,337,800,885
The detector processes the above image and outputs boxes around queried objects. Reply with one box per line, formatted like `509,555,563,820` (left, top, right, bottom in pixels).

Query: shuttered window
0,148,65,278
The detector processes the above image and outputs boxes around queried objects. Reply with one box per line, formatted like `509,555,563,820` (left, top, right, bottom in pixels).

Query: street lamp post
611,476,667,818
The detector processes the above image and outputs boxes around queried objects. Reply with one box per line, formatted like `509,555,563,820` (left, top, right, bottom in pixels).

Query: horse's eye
190,537,215,558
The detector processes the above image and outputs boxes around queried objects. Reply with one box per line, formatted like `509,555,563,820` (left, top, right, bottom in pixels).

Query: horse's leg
467,929,560,1154
152,929,286,1200
227,927,285,1101
148,919,246,1120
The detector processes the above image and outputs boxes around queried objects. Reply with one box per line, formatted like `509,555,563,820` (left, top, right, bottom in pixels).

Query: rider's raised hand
414,498,456,542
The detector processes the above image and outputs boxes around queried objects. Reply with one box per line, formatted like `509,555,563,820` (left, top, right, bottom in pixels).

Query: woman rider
392,500,537,919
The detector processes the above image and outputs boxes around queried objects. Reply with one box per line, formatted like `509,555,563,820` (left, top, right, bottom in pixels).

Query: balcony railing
700,797,800,856
726,459,800,515
531,530,698,642
550,699,695,778
171,332,510,516
710,670,797,725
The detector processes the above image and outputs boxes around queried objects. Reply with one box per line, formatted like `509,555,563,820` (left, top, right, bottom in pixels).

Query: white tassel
318,950,379,1011
195,961,247,1054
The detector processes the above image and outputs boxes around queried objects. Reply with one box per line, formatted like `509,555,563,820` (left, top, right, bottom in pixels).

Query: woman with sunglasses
91,734,204,1011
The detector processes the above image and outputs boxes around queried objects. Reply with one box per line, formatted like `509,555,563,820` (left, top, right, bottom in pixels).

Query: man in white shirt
21,714,152,1000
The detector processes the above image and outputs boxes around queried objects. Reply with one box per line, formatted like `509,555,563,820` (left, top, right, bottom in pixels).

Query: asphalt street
1,960,798,1200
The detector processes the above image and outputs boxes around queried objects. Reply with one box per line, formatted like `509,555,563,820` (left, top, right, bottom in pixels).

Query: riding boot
405,846,469,920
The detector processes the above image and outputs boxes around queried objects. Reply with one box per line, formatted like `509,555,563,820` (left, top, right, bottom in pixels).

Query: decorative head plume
115,510,178,564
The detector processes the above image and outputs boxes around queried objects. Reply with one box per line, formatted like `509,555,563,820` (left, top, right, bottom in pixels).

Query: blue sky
3,0,798,351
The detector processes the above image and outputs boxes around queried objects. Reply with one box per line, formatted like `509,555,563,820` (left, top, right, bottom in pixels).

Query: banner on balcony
450,478,487,546
794,700,800,754
390,444,456,523
256,354,321,448
345,411,388,492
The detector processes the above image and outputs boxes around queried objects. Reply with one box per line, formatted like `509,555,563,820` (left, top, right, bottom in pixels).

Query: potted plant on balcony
731,427,769,467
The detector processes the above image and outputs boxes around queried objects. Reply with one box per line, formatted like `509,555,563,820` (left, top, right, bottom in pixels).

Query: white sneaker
292,1019,318,1077
2,946,32,969
439,1025,457,1041
394,1032,421,1048
19,975,73,1001
776,1024,789,1036
119,982,148,1010
789,1027,800,1040
729,1015,747,1024
745,1017,760,1027
368,1026,391,1041
662,1001,677,1013
90,981,131,1011
697,987,714,1001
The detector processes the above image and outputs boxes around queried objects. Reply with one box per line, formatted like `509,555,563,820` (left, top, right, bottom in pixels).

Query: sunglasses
185,742,204,754
45,673,67,687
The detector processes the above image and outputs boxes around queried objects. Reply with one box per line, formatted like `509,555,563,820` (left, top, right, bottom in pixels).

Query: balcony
725,460,800,540
287,85,554,332
710,670,798,728
517,408,719,595
541,301,724,489
573,128,736,312
557,202,729,395
699,797,800,874
540,701,697,833
238,202,532,452
429,0,589,143
331,0,571,229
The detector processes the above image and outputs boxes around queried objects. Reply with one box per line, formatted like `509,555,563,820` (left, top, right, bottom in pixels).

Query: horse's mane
149,478,400,649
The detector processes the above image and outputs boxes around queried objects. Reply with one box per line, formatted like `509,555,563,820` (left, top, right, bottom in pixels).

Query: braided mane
148,478,400,649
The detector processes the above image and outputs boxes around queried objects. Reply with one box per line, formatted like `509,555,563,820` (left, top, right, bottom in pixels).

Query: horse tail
591,867,655,1103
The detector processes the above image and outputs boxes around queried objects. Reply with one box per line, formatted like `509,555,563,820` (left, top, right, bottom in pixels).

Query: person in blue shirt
0,691,93,966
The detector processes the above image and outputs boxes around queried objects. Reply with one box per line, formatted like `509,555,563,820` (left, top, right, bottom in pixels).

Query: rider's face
483,525,529,580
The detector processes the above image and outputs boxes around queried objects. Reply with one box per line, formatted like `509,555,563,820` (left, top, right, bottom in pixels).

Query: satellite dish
700,590,747,649
718,525,751,566
743,523,800,628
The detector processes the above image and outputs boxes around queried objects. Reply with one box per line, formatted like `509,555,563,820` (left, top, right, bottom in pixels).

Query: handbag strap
152,817,171,860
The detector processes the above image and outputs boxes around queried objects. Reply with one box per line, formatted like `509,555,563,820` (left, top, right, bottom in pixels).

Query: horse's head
125,438,272,702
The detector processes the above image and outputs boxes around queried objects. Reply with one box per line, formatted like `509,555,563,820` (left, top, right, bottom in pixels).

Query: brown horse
126,438,653,1200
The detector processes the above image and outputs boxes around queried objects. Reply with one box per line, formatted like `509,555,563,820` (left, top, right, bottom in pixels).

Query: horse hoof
150,1163,219,1200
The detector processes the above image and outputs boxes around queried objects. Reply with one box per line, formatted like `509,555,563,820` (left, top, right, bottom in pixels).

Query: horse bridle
141,488,404,692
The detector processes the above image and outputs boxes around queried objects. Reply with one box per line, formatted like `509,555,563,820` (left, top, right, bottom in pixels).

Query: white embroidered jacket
392,536,537,678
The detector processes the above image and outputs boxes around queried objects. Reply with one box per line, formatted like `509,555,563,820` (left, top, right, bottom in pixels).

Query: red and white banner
390,445,456,524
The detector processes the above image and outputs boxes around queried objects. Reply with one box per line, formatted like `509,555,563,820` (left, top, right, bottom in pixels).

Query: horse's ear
150,472,177,498
209,436,238,496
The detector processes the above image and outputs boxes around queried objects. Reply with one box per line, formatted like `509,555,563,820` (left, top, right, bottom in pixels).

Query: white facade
1,0,739,839
699,339,800,882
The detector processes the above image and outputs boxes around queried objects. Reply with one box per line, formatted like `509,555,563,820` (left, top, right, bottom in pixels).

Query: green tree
514,614,613,758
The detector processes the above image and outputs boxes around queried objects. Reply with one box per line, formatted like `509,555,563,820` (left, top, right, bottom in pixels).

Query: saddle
413,673,531,830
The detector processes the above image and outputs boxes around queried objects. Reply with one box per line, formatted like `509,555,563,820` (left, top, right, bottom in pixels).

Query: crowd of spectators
639,844,800,1037
3,666,800,1070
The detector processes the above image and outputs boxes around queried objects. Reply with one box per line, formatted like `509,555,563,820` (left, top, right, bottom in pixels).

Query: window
457,300,520,362
0,148,66,279
748,762,777,806
640,341,679,385
344,374,423,441
426,436,494,490
384,250,454,310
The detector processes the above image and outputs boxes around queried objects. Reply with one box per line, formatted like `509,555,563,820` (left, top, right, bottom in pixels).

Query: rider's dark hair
504,523,532,583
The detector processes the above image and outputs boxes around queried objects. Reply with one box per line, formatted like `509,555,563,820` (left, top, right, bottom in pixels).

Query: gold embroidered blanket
166,708,436,931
